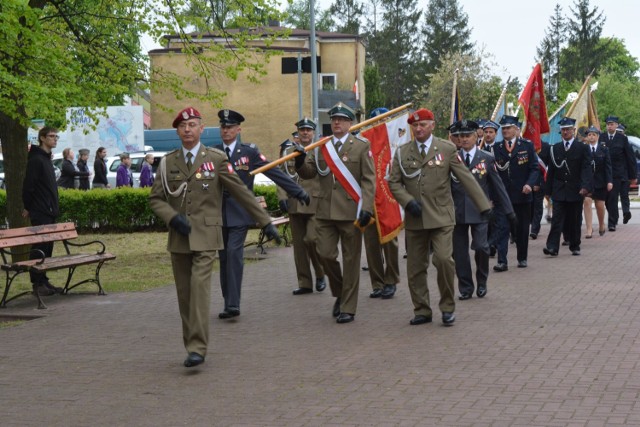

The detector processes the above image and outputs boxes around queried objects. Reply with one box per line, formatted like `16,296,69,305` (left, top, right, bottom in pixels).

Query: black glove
278,199,288,213
405,200,422,217
480,209,494,223
263,223,282,245
293,144,306,169
296,190,310,206
169,214,191,236
507,212,517,226
357,210,373,227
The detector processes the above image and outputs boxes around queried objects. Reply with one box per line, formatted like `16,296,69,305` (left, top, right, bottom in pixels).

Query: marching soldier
492,115,539,270
451,120,514,300
214,109,310,320
388,108,491,327
277,118,327,295
294,102,376,324
149,107,280,368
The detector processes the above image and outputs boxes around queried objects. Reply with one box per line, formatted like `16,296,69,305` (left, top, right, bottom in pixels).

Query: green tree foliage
328,0,365,34
368,0,422,107
417,52,506,137
421,0,474,78
364,64,385,114
560,0,607,81
282,0,334,31
536,4,565,101
594,71,640,135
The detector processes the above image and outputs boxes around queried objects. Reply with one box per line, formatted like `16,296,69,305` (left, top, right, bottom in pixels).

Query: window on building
319,73,337,90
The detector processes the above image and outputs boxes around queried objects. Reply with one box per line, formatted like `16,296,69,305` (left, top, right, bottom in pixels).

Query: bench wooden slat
0,223,79,249
5,253,116,272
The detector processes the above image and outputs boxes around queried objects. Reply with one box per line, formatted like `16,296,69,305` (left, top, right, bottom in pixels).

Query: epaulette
167,148,180,155
351,134,370,144
207,146,226,156
240,142,257,149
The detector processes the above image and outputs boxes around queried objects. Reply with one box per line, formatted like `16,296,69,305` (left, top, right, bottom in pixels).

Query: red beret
407,108,434,124
172,107,202,128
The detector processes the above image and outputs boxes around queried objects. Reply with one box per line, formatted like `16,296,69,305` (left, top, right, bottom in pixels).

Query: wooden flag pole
250,103,413,176
479,77,510,149
449,68,459,125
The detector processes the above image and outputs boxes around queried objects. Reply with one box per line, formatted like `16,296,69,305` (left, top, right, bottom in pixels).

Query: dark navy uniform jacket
215,142,304,227
545,140,593,202
590,143,613,190
493,138,539,204
599,133,636,180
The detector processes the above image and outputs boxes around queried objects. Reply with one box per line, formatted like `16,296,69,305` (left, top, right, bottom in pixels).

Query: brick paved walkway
1,219,640,426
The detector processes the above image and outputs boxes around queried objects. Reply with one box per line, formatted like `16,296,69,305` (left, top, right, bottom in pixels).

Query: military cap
408,108,435,124
605,115,620,124
295,117,316,130
483,120,500,130
172,107,202,128
455,119,479,135
78,148,90,156
477,119,487,128
447,122,461,135
280,139,293,149
328,102,356,121
369,107,389,118
291,131,299,138
218,109,245,126
616,124,626,133
499,115,519,127
558,117,577,128
586,126,600,135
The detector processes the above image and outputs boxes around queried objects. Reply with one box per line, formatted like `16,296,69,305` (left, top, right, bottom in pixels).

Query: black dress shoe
361,265,369,271
458,293,472,300
529,233,537,240
442,312,456,326
218,307,240,319
184,352,204,367
336,313,354,323
292,287,313,295
543,247,558,256
369,289,383,298
332,298,341,317
315,277,326,292
493,263,508,272
572,250,581,256
409,315,432,325
517,260,527,268
477,286,487,298
381,284,396,299
561,240,570,246
623,212,632,224
609,225,616,232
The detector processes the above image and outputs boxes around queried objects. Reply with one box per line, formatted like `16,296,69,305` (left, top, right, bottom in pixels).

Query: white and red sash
320,140,363,217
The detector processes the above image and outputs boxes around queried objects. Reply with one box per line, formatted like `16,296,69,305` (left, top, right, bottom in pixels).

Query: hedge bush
0,185,281,233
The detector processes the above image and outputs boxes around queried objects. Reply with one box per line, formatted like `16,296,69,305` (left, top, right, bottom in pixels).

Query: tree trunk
0,112,30,229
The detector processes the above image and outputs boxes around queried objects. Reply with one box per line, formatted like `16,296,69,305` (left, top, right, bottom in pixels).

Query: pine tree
561,0,607,81
283,0,334,31
535,4,565,101
421,0,474,77
328,0,365,34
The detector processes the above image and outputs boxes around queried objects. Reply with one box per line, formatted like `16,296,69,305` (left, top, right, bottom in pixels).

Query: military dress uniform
388,112,490,323
600,117,636,230
492,119,539,268
296,125,376,318
452,132,513,299
277,143,325,293
149,143,271,358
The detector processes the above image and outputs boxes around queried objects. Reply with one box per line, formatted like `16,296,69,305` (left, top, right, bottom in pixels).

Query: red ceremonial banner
519,63,550,151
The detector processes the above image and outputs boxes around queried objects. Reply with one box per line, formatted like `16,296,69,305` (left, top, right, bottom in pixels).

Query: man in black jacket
22,126,62,296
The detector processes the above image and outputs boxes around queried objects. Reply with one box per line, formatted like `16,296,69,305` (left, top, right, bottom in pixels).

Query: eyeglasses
46,134,60,139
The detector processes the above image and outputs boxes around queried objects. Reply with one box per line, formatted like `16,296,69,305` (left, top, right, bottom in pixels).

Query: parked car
626,135,640,181
0,153,61,190
106,151,167,188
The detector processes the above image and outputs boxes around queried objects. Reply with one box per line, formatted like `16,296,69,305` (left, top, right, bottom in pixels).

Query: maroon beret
408,108,435,124
172,107,202,128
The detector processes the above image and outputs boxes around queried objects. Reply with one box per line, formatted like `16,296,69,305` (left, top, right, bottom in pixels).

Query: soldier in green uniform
294,102,376,324
388,108,491,326
278,118,326,295
149,107,280,368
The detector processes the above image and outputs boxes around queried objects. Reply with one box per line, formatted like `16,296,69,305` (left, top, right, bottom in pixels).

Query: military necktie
420,143,426,158
225,147,231,161
565,141,570,151
592,146,596,155
609,134,613,141
508,140,513,150
186,152,193,171
465,153,471,167
334,139,342,152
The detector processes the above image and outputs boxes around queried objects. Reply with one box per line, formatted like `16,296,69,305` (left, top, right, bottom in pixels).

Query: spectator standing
22,127,62,296
115,152,133,188
77,148,91,190
139,153,155,188
58,147,90,189
92,147,110,189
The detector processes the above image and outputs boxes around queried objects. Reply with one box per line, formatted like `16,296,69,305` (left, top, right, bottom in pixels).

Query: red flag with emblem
519,63,549,151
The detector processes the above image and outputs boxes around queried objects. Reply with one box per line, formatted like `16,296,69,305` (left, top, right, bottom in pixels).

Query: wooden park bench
0,222,116,309
251,196,290,254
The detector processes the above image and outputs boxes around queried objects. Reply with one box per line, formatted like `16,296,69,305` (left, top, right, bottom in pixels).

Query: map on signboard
58,106,144,156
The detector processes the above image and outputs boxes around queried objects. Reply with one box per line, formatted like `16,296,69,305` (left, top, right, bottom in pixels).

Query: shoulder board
167,148,180,155
350,134,369,144
206,146,226,156
239,142,257,149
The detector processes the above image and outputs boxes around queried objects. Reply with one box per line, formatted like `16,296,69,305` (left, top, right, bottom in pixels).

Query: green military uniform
389,137,490,319
297,134,376,315
149,145,271,357
363,229,400,291
277,147,325,291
